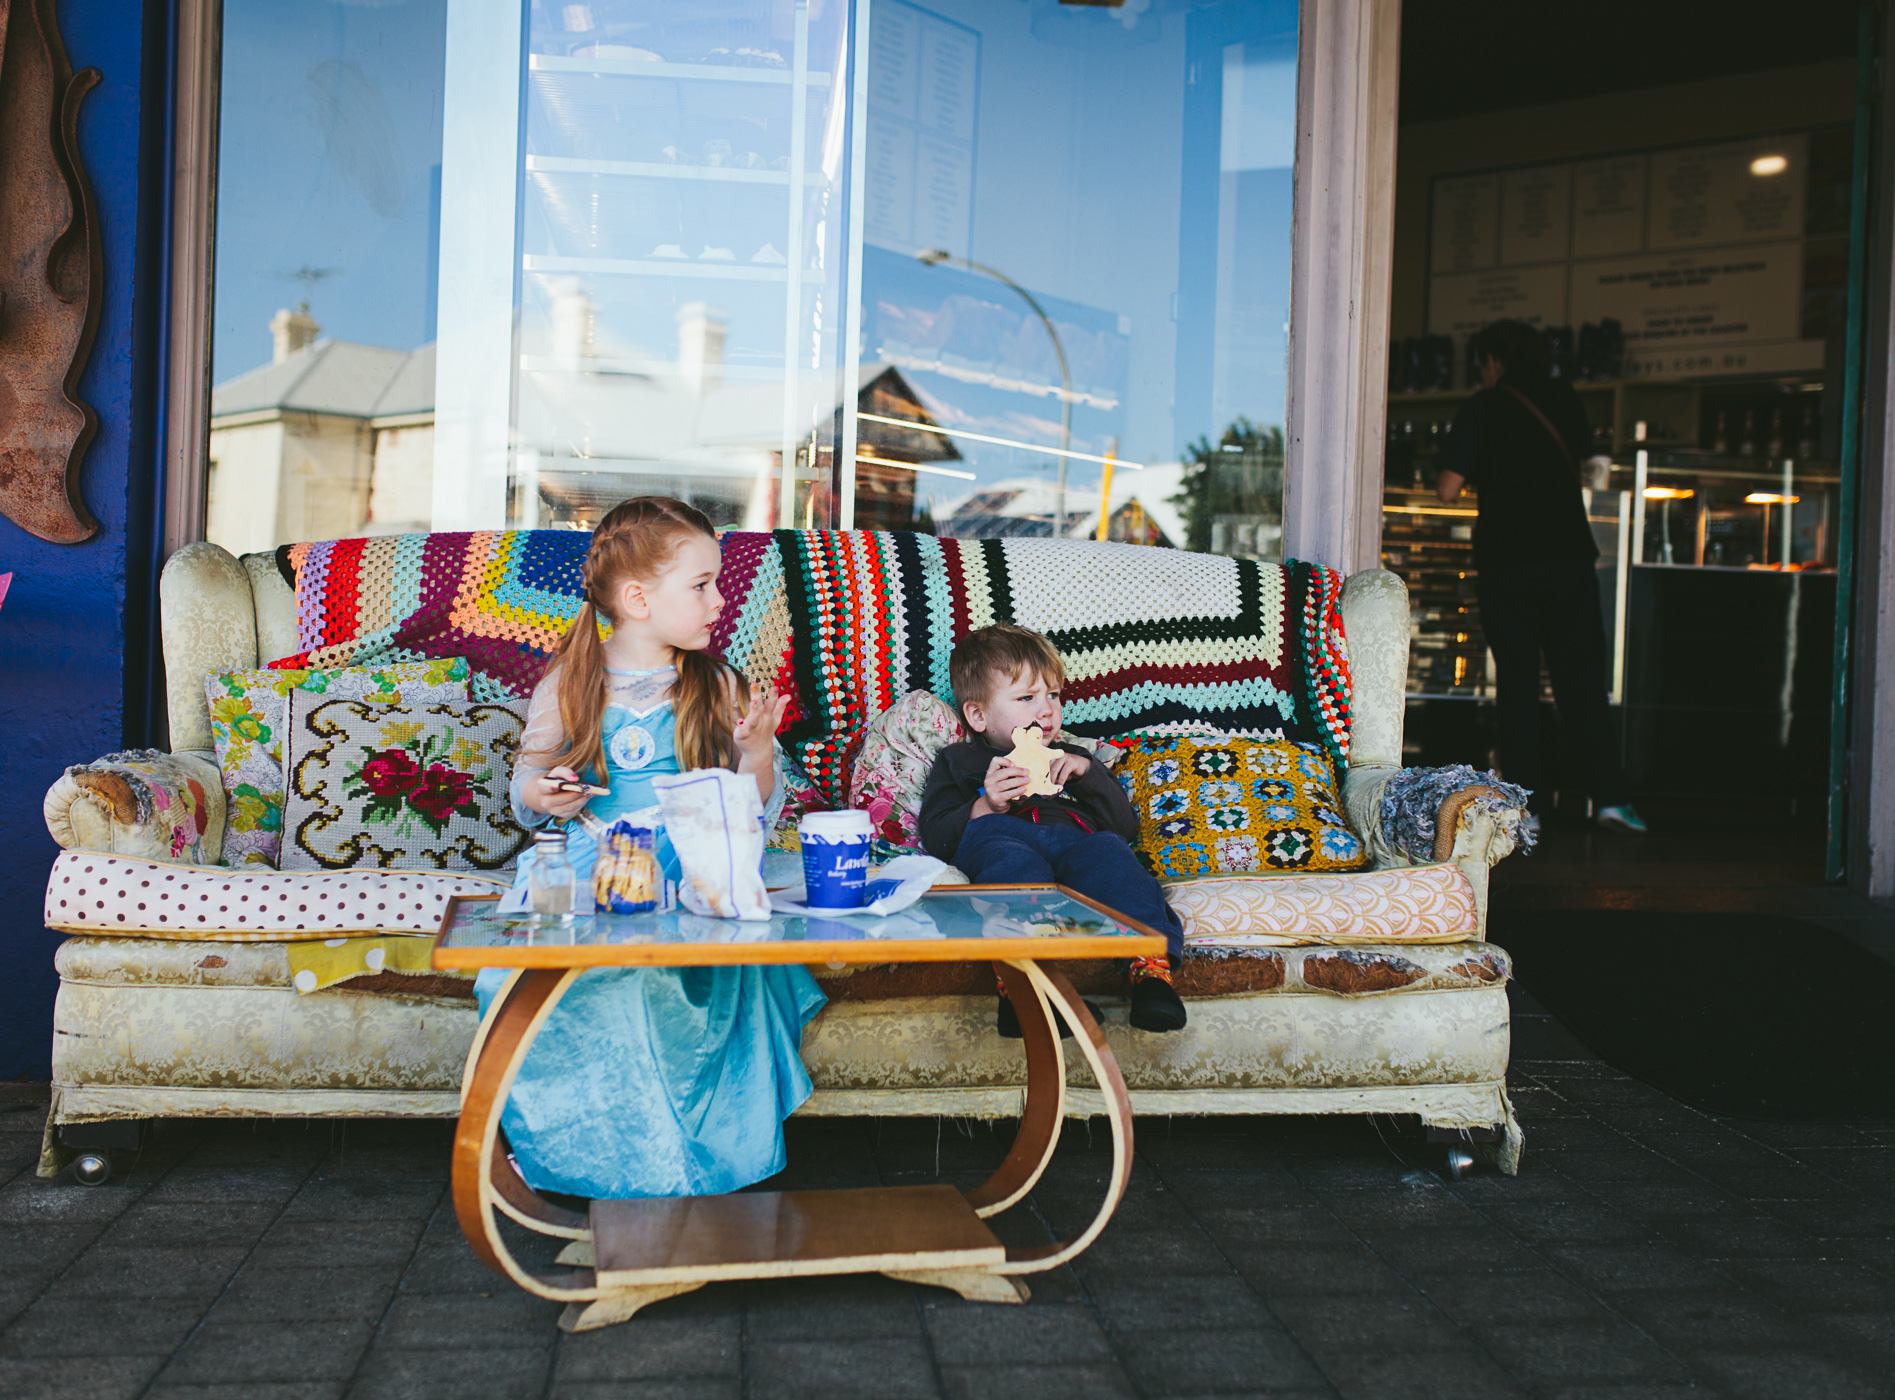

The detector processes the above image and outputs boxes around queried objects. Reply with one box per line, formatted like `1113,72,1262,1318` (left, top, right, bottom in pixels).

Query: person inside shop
1435,319,1646,839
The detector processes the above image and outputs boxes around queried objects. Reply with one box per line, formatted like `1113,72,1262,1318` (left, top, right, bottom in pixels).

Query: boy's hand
974,755,1032,817
1046,752,1091,788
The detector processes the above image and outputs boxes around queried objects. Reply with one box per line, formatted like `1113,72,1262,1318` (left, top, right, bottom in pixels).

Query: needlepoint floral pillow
1112,732,1367,879
280,695,527,872
207,659,471,867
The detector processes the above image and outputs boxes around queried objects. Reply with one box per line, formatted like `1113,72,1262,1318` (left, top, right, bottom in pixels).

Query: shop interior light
853,452,976,481
1744,491,1800,504
1642,487,1694,499
1750,154,1789,176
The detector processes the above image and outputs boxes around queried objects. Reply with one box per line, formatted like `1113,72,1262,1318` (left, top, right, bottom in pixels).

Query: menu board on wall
1427,134,1820,378
865,2,980,254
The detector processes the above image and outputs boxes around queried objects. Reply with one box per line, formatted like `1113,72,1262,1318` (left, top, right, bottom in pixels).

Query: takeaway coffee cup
799,810,872,911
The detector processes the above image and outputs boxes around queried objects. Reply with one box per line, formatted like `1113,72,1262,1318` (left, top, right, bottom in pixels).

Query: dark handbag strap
1500,383,1581,485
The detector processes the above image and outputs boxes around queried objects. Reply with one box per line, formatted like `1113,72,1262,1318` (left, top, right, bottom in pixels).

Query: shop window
198,0,1296,552
204,1,450,557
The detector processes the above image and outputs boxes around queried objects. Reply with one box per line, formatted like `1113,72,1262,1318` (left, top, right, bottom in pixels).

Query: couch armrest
1343,765,1525,938
44,750,227,865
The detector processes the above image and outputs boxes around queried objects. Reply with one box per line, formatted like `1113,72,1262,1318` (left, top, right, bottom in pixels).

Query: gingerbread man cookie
1008,725,1063,797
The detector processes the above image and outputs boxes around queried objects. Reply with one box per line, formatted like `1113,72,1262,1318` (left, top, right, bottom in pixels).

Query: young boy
917,624,1188,1034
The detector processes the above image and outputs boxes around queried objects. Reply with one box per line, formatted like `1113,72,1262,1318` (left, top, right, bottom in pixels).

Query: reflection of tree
1170,419,1284,556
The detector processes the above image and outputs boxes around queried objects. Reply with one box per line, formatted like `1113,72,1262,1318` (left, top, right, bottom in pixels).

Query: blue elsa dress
476,664,825,1200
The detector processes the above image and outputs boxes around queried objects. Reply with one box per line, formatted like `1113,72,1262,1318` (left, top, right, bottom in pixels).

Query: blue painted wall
0,0,165,1078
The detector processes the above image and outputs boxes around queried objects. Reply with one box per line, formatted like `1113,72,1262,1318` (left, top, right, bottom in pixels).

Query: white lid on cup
800,810,871,837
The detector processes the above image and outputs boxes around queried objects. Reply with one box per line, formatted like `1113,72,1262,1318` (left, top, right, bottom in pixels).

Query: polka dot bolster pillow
1111,732,1369,880
43,851,507,942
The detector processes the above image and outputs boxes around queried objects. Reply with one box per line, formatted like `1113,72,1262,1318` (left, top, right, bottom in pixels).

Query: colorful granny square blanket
278,531,1352,809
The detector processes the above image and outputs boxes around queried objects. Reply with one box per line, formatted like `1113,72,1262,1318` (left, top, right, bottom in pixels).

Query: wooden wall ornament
0,0,102,544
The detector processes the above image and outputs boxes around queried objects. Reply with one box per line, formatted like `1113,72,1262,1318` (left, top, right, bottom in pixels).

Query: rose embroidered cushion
280,695,528,872
1111,732,1368,879
206,659,472,867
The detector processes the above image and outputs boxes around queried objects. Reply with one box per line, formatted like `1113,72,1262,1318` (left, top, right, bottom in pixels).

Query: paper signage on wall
865,1,980,254
1427,134,1820,377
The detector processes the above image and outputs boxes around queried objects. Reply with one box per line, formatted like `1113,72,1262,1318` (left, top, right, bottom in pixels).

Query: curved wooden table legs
452,959,1139,1331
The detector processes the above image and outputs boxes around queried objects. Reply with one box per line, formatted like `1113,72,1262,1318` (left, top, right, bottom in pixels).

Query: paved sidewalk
3,998,1891,1400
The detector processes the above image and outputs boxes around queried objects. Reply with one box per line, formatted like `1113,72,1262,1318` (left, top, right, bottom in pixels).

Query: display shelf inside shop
1380,487,1488,698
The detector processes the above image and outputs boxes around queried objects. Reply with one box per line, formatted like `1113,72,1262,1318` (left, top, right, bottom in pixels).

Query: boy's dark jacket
917,731,1141,862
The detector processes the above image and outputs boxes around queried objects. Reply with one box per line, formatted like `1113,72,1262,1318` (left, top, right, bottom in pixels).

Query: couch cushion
53,935,477,1002
1165,862,1480,944
1115,731,1368,876
44,852,506,940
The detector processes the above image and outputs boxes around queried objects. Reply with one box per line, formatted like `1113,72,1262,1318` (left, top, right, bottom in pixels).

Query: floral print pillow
848,691,966,850
1111,732,1368,879
281,695,527,872
206,659,471,867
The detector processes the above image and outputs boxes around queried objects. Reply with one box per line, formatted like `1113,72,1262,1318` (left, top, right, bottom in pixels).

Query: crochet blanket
278,531,1352,807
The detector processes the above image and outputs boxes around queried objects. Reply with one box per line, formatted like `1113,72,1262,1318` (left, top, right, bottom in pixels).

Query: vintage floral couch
39,530,1526,1180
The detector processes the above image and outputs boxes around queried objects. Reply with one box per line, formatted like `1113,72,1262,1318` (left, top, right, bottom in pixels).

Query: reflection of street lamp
917,248,1074,535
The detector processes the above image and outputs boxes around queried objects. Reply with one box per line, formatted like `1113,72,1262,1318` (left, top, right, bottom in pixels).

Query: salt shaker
527,828,577,917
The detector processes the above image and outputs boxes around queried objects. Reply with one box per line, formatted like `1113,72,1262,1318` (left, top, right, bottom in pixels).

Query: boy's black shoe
1129,977,1188,1033
996,993,1105,1039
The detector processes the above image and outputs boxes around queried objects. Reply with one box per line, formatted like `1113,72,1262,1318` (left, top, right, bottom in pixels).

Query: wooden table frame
440,887,1163,1333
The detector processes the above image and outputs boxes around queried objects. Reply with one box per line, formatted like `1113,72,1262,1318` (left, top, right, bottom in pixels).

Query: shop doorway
1387,0,1868,873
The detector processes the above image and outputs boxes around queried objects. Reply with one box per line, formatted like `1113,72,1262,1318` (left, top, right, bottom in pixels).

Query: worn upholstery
39,541,1524,1179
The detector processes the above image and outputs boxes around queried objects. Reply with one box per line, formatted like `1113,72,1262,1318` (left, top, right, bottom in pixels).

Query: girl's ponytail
539,496,747,780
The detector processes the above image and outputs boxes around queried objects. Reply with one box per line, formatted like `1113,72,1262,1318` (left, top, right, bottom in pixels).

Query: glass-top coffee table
433,884,1165,1333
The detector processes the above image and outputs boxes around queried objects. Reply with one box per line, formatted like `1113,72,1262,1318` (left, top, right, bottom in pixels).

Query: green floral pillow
206,659,471,867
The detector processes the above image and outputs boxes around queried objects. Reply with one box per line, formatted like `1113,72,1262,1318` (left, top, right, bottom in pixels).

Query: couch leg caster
1442,1145,1475,1180
72,1152,113,1186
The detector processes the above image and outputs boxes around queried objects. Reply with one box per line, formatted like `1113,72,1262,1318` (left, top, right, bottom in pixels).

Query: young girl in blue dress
477,497,823,1200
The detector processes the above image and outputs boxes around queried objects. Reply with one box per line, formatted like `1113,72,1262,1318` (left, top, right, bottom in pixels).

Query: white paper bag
651,770,770,921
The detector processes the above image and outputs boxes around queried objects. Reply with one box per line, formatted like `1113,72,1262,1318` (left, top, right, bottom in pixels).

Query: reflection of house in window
205,308,434,556
852,366,966,532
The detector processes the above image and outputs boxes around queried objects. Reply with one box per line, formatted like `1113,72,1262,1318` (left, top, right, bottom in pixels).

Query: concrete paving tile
1405,1268,1615,1325
1114,1324,1329,1393
743,1337,939,1400
147,1385,344,1400
1815,1311,1895,1362
0,1353,167,1400
0,1175,144,1225
207,1264,400,1322
1190,1208,1353,1249
553,1315,740,1380
938,1362,1139,1400
923,1301,1114,1365
251,1216,426,1267
1522,1149,1705,1188
551,1383,738,1400
1540,1243,1737,1294
1711,1257,1895,1311
1032,1185,1199,1234
0,1221,104,1272
378,1289,563,1347
348,1344,552,1399
45,1244,249,1300
1519,1120,1641,1152
1656,1216,1832,1259
1784,1148,1895,1194
1085,1271,1274,1331
1540,1388,1708,1400
1311,1184,1481,1230
139,1165,309,1204
1761,1197,1895,1237
101,1199,284,1249
1353,1225,1545,1272
742,1274,921,1340
1471,1202,1654,1246
1688,1349,1891,1399
1581,1183,1753,1222
1066,1225,1238,1278
1467,1318,1694,1385
1602,1288,1805,1348
0,1297,205,1357
1228,1243,1412,1297
1711,1166,1865,1202
276,1178,444,1223
1299,1343,1529,1399
397,1243,511,1293
1270,1294,1469,1351
160,1319,376,1384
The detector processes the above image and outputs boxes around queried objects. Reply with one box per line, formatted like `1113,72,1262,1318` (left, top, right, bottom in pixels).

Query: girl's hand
733,683,790,770
528,766,592,821
1046,752,1091,788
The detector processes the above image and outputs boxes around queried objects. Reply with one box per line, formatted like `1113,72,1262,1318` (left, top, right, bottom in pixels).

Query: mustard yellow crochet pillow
1111,732,1368,878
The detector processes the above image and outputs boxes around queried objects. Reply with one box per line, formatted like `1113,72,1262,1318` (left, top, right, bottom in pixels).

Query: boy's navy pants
954,815,1183,964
